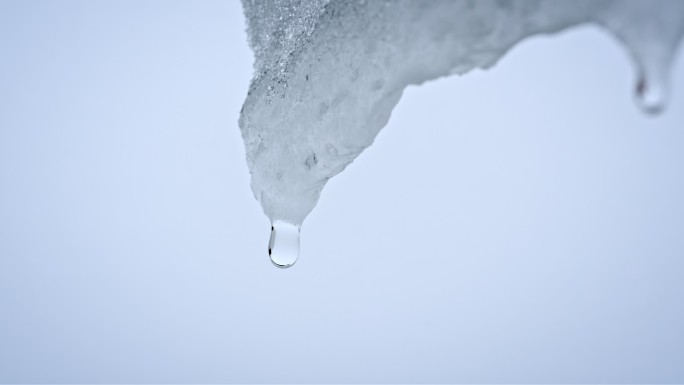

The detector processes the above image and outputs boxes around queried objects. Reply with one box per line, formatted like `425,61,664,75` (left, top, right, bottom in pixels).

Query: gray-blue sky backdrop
1,1,683,383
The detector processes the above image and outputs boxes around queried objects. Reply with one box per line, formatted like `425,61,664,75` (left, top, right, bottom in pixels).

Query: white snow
239,0,684,226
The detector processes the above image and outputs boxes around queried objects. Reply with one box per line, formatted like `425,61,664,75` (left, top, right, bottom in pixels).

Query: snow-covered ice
239,0,684,228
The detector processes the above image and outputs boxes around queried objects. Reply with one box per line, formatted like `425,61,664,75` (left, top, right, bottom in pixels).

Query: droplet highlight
268,221,300,268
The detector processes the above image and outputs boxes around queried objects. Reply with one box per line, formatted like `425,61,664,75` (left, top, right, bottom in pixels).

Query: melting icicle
268,221,300,268
240,0,684,260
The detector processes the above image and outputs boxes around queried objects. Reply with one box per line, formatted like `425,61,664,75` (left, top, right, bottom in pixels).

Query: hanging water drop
268,221,300,268
635,71,668,114
614,22,677,116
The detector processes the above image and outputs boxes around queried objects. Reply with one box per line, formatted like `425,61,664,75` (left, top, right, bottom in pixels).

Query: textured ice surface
239,0,684,226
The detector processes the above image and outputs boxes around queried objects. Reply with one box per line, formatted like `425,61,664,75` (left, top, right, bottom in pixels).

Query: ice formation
239,0,684,261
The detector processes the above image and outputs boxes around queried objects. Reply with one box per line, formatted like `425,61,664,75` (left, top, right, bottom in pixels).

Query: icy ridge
239,0,684,226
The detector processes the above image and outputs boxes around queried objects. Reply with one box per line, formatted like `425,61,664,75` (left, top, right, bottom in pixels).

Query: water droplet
635,72,668,114
268,221,300,268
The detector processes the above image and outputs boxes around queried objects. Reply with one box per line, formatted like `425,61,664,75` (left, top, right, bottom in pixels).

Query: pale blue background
1,1,683,383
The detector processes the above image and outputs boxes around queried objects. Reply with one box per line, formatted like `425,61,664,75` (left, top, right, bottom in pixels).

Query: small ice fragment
268,221,300,268
594,0,684,114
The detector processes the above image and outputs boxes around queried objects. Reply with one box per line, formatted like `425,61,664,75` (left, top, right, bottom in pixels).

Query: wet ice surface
239,0,684,264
